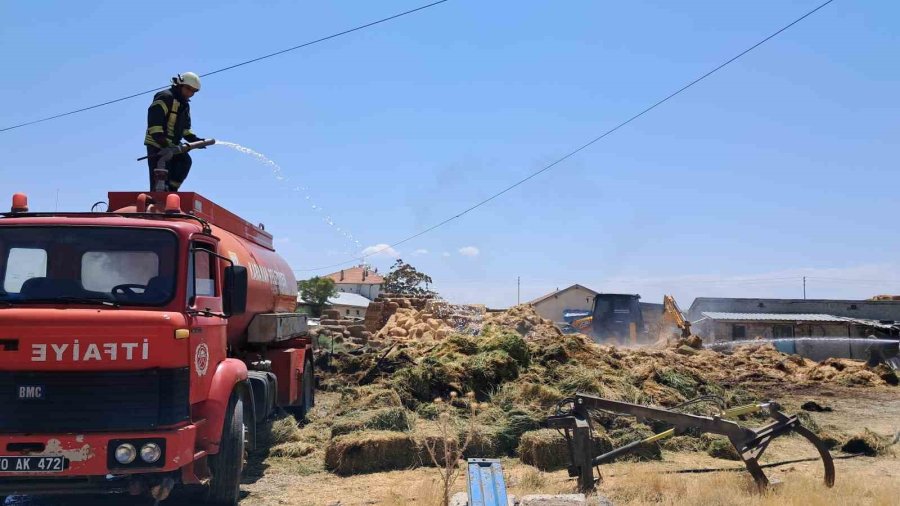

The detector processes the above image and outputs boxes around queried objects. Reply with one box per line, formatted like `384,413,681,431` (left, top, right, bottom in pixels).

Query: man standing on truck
144,72,206,191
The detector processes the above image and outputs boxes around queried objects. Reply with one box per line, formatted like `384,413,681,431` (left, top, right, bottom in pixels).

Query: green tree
298,276,338,317
382,259,436,296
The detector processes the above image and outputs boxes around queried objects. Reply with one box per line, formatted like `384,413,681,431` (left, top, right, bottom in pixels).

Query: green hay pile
702,434,741,461
660,435,706,453
301,304,894,476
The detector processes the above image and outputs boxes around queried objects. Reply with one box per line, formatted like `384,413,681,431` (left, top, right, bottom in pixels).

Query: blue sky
2,0,898,307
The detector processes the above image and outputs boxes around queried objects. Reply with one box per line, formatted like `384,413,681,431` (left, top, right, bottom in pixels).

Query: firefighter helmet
173,72,201,91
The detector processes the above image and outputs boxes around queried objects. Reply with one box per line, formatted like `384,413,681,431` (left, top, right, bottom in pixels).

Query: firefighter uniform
144,86,203,191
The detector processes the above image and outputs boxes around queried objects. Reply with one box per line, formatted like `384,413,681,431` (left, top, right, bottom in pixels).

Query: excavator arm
663,294,692,339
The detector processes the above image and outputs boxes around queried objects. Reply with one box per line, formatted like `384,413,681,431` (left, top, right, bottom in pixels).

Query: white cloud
412,249,429,256
360,243,400,259
442,251,451,258
458,246,480,257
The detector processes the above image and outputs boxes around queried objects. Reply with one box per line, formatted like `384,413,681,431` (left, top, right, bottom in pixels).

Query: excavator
572,294,696,344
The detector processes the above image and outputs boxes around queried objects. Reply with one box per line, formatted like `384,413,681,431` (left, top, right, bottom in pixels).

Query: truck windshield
0,227,177,306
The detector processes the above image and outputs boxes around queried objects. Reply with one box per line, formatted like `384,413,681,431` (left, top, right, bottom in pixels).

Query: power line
807,276,900,284
0,0,451,133
296,0,837,273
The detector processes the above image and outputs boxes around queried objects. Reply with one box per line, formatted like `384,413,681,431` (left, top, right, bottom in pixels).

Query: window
3,248,47,292
356,310,360,315
732,325,746,340
345,309,350,315
82,251,158,292
773,325,794,338
192,247,216,299
0,227,176,306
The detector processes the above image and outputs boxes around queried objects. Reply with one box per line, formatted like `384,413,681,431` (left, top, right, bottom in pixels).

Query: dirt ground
235,386,899,506
7,386,898,506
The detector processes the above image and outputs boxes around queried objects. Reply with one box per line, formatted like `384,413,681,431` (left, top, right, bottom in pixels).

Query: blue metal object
466,458,509,506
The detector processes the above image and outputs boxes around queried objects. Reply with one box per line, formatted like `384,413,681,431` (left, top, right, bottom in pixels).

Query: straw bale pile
287,304,896,476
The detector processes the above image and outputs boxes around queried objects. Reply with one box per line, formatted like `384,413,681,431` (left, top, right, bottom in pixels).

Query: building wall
697,320,874,361
533,287,596,322
332,303,367,319
336,282,381,300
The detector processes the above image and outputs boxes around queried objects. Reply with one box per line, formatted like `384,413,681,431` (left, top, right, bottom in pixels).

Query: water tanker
0,190,314,505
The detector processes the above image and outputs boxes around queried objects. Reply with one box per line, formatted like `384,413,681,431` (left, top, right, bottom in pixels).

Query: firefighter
144,72,206,191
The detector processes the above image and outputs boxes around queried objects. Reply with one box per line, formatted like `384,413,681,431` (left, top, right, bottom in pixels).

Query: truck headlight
115,443,137,464
140,442,162,463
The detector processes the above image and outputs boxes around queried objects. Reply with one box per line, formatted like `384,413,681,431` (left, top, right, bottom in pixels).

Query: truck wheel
207,391,245,506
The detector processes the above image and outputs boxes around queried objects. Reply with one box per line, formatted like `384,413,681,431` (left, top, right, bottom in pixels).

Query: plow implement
548,394,835,492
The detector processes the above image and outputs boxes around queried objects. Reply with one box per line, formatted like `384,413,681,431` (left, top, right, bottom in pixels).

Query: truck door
187,242,227,404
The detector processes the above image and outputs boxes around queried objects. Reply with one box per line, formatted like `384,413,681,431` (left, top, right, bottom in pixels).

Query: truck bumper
0,423,198,496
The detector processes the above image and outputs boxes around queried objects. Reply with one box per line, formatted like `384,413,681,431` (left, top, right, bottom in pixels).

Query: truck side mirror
223,266,248,316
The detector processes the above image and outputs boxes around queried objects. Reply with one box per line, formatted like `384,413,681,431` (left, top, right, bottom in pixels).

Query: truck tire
206,391,245,506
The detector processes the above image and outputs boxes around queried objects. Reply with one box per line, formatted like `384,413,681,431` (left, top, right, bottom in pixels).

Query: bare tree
420,392,480,506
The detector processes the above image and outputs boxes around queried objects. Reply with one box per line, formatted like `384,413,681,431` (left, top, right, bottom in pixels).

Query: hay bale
324,431,417,475
702,434,740,461
841,429,890,456
815,427,847,450
515,428,611,471
660,435,706,453
269,417,302,445
270,441,315,458
608,424,662,461
330,407,411,437
518,429,571,471
872,364,899,386
465,424,505,458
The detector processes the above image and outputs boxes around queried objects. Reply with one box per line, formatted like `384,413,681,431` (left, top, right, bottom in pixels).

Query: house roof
687,297,900,323
324,265,384,285
701,312,853,323
297,291,373,308
700,312,895,329
528,284,598,305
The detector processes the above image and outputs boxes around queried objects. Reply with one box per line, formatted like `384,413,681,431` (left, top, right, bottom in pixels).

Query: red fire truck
0,191,314,505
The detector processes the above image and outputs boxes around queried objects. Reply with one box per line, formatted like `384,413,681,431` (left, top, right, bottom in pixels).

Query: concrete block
519,495,587,505
450,492,468,506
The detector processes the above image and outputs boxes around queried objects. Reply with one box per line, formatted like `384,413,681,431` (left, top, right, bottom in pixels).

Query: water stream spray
215,141,363,256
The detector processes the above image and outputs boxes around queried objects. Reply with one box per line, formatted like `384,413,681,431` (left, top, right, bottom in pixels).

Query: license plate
0,456,67,472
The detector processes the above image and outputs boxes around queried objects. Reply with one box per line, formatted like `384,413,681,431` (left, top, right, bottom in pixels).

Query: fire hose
136,139,216,192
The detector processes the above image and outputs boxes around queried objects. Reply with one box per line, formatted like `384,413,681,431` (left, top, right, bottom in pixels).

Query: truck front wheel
207,390,245,506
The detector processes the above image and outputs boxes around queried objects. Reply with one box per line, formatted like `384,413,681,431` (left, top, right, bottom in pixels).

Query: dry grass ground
10,388,896,506
233,386,899,506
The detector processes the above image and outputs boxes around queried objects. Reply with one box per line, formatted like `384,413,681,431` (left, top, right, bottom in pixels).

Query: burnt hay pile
283,305,896,476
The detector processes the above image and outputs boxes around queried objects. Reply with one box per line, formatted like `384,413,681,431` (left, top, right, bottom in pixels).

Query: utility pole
803,276,807,299
517,276,521,305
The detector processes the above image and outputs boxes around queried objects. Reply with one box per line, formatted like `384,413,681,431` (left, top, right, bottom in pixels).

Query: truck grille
0,368,189,432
